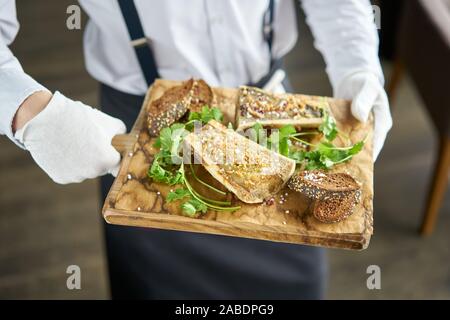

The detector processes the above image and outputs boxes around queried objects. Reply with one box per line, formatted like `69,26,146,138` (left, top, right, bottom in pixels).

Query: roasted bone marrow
183,120,296,203
237,86,327,131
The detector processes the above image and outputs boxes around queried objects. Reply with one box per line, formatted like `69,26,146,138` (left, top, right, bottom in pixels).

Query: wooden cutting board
102,79,374,250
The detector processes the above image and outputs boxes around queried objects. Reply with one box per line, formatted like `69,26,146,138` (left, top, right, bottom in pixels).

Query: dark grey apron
99,83,327,299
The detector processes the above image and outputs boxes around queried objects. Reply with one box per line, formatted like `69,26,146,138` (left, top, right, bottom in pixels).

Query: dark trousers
99,82,327,299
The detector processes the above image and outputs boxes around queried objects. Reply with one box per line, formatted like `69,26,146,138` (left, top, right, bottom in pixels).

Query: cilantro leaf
319,112,338,141
153,138,161,148
288,150,306,163
170,123,186,131
279,137,291,157
167,188,191,202
148,156,185,185
316,140,365,166
170,126,188,159
201,106,213,122
169,166,185,185
279,124,297,137
181,202,197,216
148,156,170,183
273,125,296,156
188,106,223,124
211,107,223,122
181,199,208,217
348,140,364,156
304,151,327,170
158,127,173,151
187,111,201,122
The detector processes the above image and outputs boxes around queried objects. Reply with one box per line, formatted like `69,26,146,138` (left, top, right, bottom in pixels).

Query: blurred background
0,0,448,299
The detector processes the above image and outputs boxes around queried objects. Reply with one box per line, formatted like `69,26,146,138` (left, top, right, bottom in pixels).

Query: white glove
14,91,126,184
263,69,287,94
335,72,393,161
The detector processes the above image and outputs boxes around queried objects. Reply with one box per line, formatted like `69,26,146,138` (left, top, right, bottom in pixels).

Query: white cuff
0,68,49,149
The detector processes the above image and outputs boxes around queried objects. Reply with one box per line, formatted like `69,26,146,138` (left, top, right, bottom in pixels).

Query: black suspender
118,0,276,87
263,0,276,68
117,0,159,86
250,0,278,88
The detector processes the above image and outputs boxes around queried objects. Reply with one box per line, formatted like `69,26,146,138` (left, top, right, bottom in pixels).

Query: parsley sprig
251,111,365,170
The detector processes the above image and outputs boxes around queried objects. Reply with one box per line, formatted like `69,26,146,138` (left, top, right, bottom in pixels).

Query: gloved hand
14,91,126,184
263,69,287,94
335,72,393,161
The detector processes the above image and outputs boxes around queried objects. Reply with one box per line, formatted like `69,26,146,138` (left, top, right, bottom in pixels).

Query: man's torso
79,0,298,94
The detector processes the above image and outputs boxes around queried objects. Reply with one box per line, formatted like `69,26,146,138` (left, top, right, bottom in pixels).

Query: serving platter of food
102,79,374,250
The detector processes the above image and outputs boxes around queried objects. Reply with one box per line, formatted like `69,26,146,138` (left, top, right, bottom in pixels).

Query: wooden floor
0,1,448,299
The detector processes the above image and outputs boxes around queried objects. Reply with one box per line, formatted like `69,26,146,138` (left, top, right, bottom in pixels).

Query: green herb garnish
149,106,240,217
166,188,191,202
264,112,364,170
318,111,338,141
188,106,223,123
181,199,208,217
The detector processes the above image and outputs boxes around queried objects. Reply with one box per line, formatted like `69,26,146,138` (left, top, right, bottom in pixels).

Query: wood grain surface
103,79,374,250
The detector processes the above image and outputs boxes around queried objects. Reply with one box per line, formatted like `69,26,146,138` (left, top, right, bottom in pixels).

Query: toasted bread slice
287,170,361,200
147,79,213,136
288,170,361,223
237,86,327,131
312,190,360,223
183,120,296,203
188,79,213,112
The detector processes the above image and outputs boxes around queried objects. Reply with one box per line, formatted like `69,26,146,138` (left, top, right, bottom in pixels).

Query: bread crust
288,170,361,223
147,79,213,136
312,191,360,223
288,170,360,199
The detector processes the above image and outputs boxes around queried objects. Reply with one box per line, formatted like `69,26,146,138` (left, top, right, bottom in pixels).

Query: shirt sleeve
300,0,384,93
0,0,49,148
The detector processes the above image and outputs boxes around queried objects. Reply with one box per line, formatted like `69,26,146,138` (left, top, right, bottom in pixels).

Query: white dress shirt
0,0,383,146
